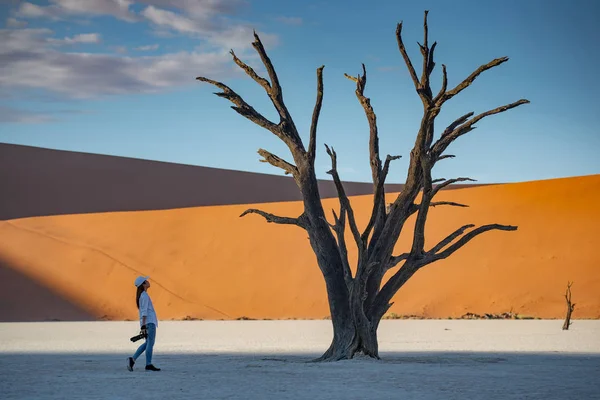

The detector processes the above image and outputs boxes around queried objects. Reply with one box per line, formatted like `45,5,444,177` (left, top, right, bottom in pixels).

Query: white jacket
138,291,158,327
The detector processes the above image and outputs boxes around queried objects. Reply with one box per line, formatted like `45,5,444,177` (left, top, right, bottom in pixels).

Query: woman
127,275,161,371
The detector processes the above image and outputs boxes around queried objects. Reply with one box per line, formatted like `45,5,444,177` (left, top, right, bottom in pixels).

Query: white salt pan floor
1,320,599,399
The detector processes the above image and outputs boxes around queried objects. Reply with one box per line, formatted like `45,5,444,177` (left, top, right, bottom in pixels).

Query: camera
130,331,147,343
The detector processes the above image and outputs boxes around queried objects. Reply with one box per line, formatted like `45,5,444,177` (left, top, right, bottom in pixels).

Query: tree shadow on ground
0,351,598,399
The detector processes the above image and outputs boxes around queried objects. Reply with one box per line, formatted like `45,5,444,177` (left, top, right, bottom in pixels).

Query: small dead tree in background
562,281,575,330
196,11,528,361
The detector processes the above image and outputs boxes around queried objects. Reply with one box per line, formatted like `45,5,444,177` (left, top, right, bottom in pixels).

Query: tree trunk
298,168,363,361
309,232,382,362
562,282,575,330
315,307,379,362
304,197,381,361
562,306,573,330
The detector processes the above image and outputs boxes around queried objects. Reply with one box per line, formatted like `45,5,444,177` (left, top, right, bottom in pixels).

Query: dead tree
196,11,528,361
562,281,575,330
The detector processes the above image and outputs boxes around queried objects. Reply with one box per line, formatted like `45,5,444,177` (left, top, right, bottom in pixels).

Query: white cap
134,276,149,287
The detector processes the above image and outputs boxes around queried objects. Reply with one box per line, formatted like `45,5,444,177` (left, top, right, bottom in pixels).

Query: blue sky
0,0,598,184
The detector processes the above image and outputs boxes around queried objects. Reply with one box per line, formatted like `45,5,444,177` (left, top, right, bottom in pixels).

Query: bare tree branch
370,260,419,323
344,64,391,247
418,11,435,99
321,215,335,230
410,156,434,254
240,209,307,228
328,209,353,289
426,42,437,78
437,56,510,105
379,12,443,248
382,154,402,183
425,224,518,263
387,253,409,271
364,153,402,256
325,144,364,256
432,99,530,157
428,224,475,254
409,200,469,217
461,100,529,131
229,49,271,92
396,22,420,92
373,223,518,323
257,148,298,176
436,154,455,162
431,201,469,208
196,77,279,134
372,223,516,325
395,10,436,104
216,32,304,152
251,33,289,124
230,48,306,152
343,73,358,83
441,112,474,138
431,177,476,198
419,10,429,84
308,66,325,165
344,64,382,186
433,64,447,103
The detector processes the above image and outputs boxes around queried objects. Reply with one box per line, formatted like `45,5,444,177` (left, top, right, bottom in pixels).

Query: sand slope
0,175,598,321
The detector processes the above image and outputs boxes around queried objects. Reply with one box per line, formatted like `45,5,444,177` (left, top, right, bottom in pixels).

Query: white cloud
0,29,238,98
0,28,53,54
48,33,102,45
135,44,160,51
275,16,302,26
16,3,59,19
137,0,246,18
139,2,277,51
16,0,137,22
6,17,28,28
2,0,279,102
141,5,203,35
10,0,276,51
210,25,279,51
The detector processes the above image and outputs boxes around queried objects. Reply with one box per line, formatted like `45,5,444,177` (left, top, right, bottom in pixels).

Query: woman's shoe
127,357,135,372
145,364,161,371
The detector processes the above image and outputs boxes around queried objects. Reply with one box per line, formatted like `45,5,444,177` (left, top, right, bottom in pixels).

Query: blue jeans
132,323,156,366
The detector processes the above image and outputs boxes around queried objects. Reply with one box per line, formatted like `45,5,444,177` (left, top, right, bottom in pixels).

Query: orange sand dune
0,175,598,321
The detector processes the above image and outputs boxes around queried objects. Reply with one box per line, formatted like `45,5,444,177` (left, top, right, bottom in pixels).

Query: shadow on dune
0,258,95,322
1,143,409,220
1,144,484,221
0,351,598,399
